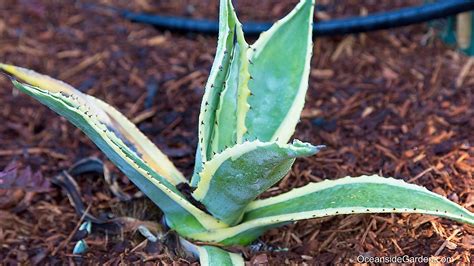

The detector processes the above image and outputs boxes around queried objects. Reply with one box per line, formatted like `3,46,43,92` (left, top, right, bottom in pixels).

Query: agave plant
1,0,473,264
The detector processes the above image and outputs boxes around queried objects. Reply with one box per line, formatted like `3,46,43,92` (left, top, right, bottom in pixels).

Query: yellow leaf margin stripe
89,97,186,184
230,4,251,144
245,175,438,211
192,140,266,200
197,0,233,162
0,63,186,185
180,238,244,266
197,245,244,266
248,0,315,144
0,63,226,231
187,175,474,243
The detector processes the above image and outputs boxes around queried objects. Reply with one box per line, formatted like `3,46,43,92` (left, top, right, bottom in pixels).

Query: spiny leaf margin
0,63,186,185
187,175,474,245
197,0,239,165
192,140,321,225
244,0,315,143
0,65,227,235
211,20,251,154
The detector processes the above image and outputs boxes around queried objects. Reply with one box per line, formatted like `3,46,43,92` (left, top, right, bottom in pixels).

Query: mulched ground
0,0,473,264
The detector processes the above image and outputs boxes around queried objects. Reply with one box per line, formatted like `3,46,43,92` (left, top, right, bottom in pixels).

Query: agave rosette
1,0,473,265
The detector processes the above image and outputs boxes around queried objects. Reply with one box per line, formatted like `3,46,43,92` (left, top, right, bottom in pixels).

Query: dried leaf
0,161,50,192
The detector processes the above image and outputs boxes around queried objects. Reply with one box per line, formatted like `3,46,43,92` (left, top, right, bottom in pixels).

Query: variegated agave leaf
0,63,185,185
0,64,226,236
180,238,244,266
188,175,474,245
192,140,322,225
195,0,250,165
245,0,315,143
194,0,314,182
190,0,317,226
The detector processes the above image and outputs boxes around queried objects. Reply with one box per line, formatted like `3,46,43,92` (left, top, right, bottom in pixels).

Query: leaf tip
0,63,16,81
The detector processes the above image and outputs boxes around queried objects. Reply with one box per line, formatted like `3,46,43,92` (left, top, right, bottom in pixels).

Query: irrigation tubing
115,0,474,36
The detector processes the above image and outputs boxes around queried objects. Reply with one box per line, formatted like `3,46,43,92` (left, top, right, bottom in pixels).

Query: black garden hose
116,0,474,36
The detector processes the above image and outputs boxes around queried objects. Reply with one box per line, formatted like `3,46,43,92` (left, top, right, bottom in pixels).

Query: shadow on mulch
0,0,472,264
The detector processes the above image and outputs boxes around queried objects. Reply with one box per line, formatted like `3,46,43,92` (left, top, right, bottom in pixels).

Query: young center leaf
211,24,251,155
196,0,250,168
245,0,315,143
188,175,474,245
192,140,322,225
0,64,227,236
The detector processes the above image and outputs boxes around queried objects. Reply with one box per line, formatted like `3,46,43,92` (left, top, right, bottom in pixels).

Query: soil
0,0,473,264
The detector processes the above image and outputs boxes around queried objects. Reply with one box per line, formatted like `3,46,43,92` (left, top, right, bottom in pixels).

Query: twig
129,239,148,253
0,148,68,160
360,218,376,245
434,229,460,256
408,166,434,183
59,52,108,80
456,58,474,88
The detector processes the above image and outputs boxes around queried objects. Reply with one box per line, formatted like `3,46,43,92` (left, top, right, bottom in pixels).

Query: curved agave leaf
0,63,186,185
181,239,244,266
211,23,251,154
89,98,188,184
197,0,241,167
188,175,474,245
194,0,252,189
192,140,321,225
245,0,314,143
0,64,227,236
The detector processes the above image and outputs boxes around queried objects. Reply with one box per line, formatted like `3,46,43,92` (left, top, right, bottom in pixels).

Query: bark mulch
0,0,473,264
